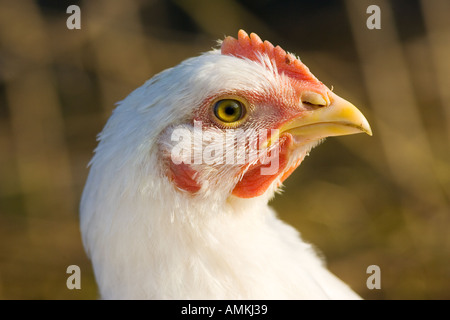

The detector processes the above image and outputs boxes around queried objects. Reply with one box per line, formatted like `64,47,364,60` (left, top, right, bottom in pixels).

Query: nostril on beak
301,91,328,107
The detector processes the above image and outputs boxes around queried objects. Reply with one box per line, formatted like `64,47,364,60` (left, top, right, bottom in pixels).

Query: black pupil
225,104,237,115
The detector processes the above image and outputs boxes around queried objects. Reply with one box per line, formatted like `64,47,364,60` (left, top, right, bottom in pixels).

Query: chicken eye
213,99,244,123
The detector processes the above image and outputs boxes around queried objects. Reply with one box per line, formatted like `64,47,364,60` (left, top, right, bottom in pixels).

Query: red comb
221,30,317,82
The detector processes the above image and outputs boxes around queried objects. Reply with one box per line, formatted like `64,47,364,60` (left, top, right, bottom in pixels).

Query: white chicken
80,30,371,299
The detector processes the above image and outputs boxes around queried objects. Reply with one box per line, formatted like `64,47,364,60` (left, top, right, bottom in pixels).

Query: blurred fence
0,0,448,299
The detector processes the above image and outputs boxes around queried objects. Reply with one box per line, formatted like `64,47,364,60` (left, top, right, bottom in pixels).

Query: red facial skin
231,134,294,198
168,88,307,198
167,130,299,198
167,30,330,198
168,161,201,193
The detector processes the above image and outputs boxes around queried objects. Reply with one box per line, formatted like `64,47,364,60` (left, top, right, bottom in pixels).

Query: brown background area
0,0,449,299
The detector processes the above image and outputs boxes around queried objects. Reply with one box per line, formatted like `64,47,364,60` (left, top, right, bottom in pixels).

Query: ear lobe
168,161,201,193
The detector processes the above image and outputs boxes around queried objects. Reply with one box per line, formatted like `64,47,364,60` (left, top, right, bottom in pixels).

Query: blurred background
0,0,449,299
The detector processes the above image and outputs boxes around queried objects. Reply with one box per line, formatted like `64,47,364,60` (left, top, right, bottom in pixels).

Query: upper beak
276,92,372,145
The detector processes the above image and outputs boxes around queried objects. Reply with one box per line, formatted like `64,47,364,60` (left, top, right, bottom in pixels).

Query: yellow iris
213,99,245,123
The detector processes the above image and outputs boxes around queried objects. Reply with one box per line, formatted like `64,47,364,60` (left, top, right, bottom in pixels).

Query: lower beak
277,92,372,144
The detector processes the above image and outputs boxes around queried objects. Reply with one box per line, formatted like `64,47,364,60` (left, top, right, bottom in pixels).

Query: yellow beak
275,92,372,146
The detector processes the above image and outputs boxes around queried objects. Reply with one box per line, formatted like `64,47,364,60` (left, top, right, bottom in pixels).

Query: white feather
80,49,361,299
